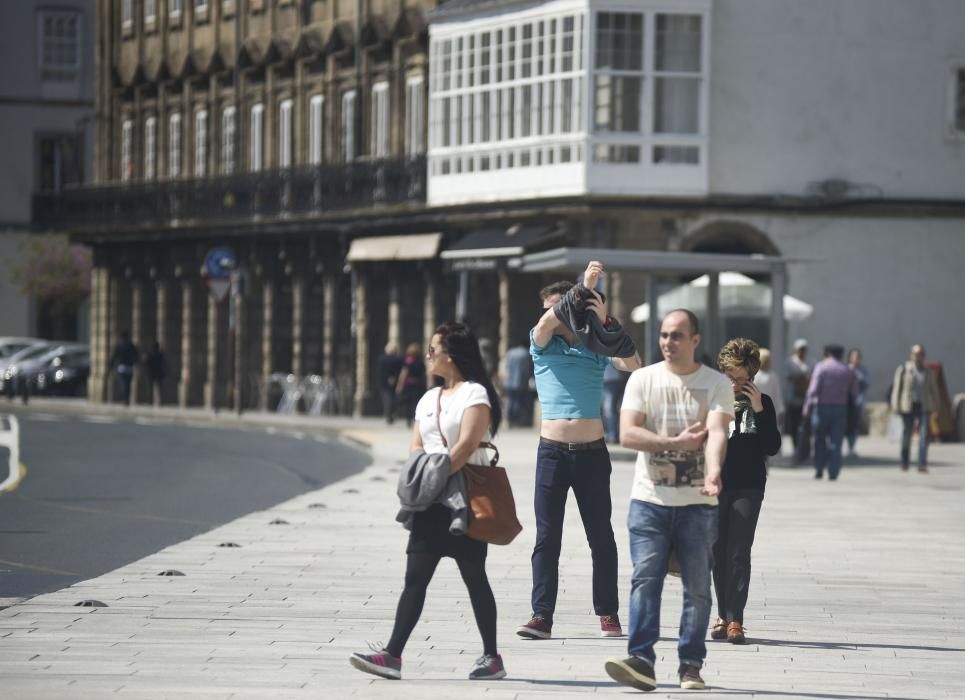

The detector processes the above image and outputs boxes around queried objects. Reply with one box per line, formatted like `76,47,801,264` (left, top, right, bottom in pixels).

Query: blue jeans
813,404,847,479
900,402,930,467
531,441,619,620
627,500,717,667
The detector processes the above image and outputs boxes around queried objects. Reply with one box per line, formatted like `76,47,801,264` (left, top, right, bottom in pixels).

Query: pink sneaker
349,643,401,680
600,614,624,637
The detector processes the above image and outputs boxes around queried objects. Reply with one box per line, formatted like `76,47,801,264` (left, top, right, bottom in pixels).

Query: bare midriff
541,417,606,443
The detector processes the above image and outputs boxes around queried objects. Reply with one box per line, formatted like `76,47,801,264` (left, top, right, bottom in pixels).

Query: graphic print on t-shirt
647,385,709,489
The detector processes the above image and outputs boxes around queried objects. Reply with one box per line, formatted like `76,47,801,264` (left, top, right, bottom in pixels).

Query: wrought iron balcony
32,156,427,232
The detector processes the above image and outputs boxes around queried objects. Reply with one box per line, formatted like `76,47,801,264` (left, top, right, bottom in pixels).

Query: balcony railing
32,156,427,232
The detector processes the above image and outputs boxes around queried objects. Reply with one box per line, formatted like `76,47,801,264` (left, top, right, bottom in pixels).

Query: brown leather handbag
436,389,523,545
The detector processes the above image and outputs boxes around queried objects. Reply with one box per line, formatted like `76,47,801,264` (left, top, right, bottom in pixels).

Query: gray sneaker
679,663,705,690
349,643,401,680
605,656,656,692
469,653,506,680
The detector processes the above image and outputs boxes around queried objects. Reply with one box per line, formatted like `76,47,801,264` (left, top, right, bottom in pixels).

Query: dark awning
440,223,562,260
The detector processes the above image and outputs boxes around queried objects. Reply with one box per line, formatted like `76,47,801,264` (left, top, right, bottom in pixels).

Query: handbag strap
435,387,499,467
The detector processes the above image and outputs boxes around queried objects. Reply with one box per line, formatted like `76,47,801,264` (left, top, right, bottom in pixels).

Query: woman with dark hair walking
711,338,781,644
350,322,506,681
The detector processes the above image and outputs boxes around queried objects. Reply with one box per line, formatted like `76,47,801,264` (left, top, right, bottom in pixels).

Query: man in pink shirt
803,344,858,480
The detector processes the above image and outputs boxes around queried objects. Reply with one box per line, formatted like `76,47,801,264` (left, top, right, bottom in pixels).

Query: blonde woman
711,338,781,644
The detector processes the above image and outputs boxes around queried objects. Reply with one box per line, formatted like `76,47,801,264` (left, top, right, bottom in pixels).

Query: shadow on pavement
752,637,965,653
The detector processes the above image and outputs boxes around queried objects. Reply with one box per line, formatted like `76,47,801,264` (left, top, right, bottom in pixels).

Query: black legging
386,551,498,658
712,489,764,625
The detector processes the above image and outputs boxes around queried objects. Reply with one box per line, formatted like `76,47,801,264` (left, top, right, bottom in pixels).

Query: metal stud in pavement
269,518,289,525
74,600,107,607
157,569,185,576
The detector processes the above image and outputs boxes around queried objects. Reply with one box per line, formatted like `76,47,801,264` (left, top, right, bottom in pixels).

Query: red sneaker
516,614,552,639
600,614,623,637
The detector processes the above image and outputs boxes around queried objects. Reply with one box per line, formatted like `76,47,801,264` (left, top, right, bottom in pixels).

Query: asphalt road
0,413,369,600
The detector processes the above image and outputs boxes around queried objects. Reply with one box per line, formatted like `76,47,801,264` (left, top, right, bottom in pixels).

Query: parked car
0,337,43,361
4,344,87,400
1,341,55,397
31,346,91,397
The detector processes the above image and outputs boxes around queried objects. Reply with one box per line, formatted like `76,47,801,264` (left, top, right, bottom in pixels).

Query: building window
144,0,157,27
405,76,425,157
195,0,209,21
371,82,389,159
144,115,157,180
194,109,208,176
170,0,183,18
169,112,182,177
949,64,965,138
38,10,81,81
121,0,133,32
653,14,702,135
221,106,236,174
36,134,84,192
121,119,133,182
250,103,264,171
309,94,324,164
341,90,356,162
594,12,643,133
278,99,293,167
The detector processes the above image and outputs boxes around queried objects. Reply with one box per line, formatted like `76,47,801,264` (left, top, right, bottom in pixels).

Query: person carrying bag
350,322,510,682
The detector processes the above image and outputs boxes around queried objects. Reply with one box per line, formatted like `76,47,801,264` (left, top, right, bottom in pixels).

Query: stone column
130,280,149,404
291,276,306,378
107,272,124,404
609,271,625,323
204,293,222,409
178,278,195,407
155,278,171,406
422,268,436,348
87,265,111,403
353,270,369,417
387,273,401,351
498,269,510,369
259,279,275,410
322,274,336,378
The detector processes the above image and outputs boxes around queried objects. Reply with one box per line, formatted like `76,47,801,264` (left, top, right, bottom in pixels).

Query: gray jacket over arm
396,449,470,535
553,285,637,358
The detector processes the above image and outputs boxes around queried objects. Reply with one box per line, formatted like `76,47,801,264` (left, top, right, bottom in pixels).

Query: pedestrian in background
377,343,403,424
396,342,427,427
754,348,784,429
803,344,858,480
350,322,506,681
145,341,167,406
784,339,810,460
605,309,732,692
711,338,781,645
503,339,533,427
109,331,139,405
890,344,940,473
846,348,870,459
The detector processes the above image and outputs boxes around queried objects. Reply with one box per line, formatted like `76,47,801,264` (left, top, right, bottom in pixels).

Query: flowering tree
11,237,92,309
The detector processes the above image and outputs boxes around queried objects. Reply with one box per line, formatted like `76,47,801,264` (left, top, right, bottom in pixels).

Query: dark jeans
813,404,847,478
506,387,532,427
116,369,133,404
531,441,619,620
712,489,763,625
601,382,624,443
380,388,397,424
785,402,804,448
900,402,930,467
627,501,717,666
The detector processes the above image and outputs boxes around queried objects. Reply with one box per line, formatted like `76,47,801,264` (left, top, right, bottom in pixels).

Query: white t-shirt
621,362,735,507
415,382,493,467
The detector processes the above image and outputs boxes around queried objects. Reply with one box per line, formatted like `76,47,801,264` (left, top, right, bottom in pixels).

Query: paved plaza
1,402,964,699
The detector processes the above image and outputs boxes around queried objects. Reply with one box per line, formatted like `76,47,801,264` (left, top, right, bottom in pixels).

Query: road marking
25,413,62,422
80,415,119,424
0,414,22,491
0,557,80,576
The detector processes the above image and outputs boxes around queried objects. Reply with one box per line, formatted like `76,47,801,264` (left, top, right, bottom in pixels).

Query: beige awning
346,233,442,262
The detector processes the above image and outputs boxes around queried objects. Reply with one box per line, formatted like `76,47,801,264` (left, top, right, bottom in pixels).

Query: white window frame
38,10,82,76
169,112,182,177
250,103,264,171
371,82,390,159
144,115,157,180
221,106,236,174
341,90,356,163
169,0,183,19
194,109,208,176
405,76,425,157
144,0,157,28
947,61,965,141
121,118,133,181
278,98,293,167
309,94,324,164
121,0,133,31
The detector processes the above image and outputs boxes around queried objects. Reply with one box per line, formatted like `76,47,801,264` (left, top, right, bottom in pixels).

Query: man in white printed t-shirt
604,309,733,693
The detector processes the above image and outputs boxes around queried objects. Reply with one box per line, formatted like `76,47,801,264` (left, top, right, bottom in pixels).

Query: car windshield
0,343,32,358
8,344,51,363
